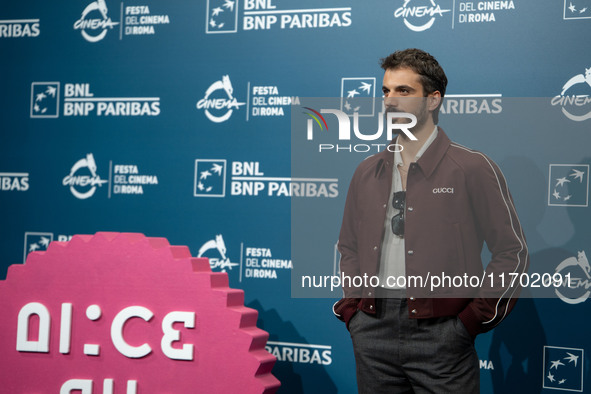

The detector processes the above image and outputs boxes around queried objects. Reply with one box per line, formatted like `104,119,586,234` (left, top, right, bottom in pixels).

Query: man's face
382,67,432,129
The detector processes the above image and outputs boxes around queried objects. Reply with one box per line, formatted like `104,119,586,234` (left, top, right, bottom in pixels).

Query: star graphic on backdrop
212,164,223,175
46,86,56,97
200,170,211,180
553,190,560,199
551,359,565,370
39,237,50,247
570,169,585,182
556,177,570,187
212,7,223,16
569,2,576,12
547,371,555,382
224,0,235,11
565,352,579,367
347,89,359,98
344,101,352,111
359,82,372,94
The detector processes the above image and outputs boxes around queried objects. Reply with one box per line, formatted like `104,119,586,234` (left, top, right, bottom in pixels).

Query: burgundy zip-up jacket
333,128,529,338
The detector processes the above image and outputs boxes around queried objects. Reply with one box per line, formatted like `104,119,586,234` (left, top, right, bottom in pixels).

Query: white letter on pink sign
161,311,195,360
16,302,50,353
111,306,154,358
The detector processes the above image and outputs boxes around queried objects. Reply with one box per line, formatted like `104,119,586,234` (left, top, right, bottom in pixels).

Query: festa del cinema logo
205,0,352,33
194,159,338,198
551,66,591,122
564,0,591,20
553,250,591,305
196,75,300,122
393,0,517,30
74,0,119,42
73,0,171,42
63,154,108,199
62,154,158,199
197,234,292,280
543,346,584,392
196,76,245,123
394,0,451,31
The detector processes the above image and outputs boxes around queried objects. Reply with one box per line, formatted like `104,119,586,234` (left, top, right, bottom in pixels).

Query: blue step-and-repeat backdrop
1,1,591,393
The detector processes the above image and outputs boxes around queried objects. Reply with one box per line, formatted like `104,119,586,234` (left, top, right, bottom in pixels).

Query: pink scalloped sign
0,232,280,393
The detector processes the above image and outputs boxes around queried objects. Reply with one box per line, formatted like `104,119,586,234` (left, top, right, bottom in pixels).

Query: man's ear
428,91,441,112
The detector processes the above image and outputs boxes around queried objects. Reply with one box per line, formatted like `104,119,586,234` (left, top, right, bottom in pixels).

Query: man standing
333,48,529,393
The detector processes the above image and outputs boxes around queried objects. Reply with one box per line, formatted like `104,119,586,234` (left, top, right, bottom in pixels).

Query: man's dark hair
380,48,447,123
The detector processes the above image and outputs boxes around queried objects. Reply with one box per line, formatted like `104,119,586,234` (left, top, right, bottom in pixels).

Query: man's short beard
385,101,430,136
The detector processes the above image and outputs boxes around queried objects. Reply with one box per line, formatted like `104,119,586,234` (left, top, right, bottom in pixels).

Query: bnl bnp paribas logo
548,164,589,207
551,66,591,122
31,82,60,118
23,232,73,263
194,159,338,198
563,0,591,20
341,78,376,116
543,346,584,392
205,0,352,33
30,82,160,118
394,0,451,31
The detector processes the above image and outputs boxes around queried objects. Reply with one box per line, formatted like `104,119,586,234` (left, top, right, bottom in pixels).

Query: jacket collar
416,127,451,178
375,127,451,179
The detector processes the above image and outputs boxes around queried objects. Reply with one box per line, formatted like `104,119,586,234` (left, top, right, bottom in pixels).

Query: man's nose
384,95,398,108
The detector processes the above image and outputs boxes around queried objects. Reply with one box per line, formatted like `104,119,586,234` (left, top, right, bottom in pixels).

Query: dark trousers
349,295,479,394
